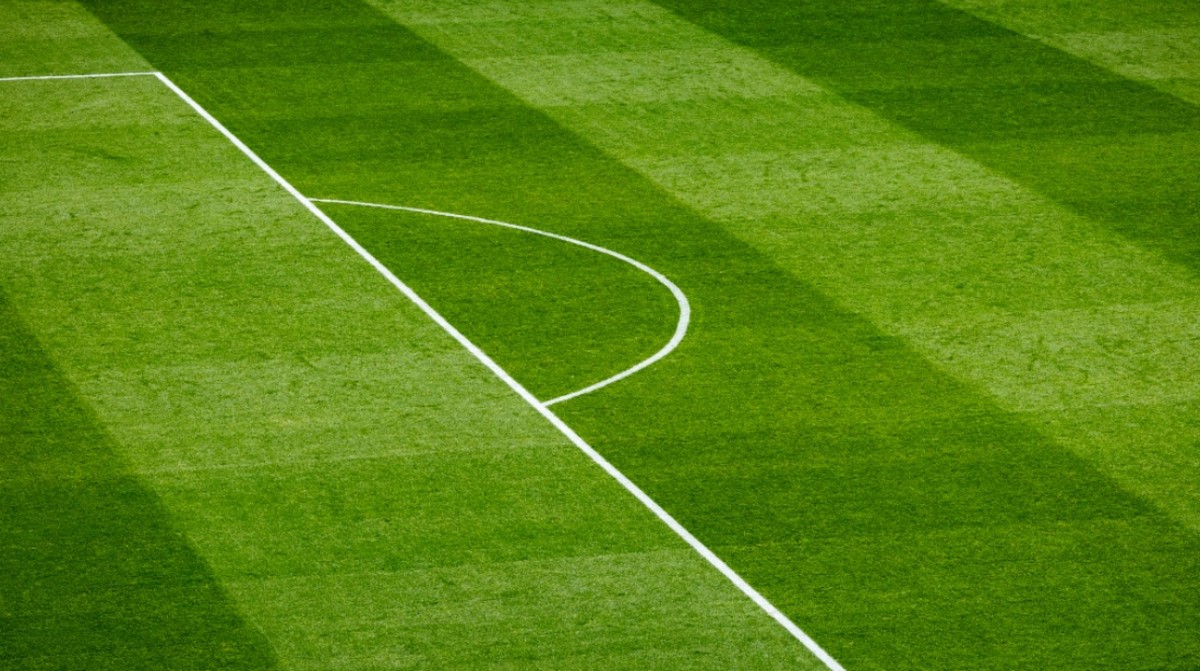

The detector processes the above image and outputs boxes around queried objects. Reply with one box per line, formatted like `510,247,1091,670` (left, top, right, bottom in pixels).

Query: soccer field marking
0,71,159,82
158,79,841,669
308,198,691,407
4,71,844,670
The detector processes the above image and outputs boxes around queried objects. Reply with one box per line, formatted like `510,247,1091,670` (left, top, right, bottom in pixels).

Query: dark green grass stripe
75,2,1200,669
0,285,276,670
654,0,1200,271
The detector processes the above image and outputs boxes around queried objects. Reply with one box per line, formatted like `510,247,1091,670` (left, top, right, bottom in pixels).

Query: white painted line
298,213,841,671
141,73,843,670
0,71,159,83
308,198,690,407
543,416,850,671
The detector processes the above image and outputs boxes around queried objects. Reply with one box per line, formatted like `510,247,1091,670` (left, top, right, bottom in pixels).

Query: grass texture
3,1,1199,670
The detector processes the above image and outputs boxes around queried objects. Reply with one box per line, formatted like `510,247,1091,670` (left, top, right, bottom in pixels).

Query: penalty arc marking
0,71,846,671
308,198,691,407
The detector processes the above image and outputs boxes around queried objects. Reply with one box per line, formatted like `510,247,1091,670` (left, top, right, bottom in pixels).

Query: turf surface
3,1,1200,669
0,283,278,670
1,14,822,671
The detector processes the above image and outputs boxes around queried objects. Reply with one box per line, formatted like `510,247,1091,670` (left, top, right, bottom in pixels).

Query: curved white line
309,198,690,406
104,75,838,669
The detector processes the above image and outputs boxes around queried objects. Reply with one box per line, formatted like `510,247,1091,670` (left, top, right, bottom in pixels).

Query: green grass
0,5,822,670
0,284,278,670
321,206,677,401
4,1,1200,669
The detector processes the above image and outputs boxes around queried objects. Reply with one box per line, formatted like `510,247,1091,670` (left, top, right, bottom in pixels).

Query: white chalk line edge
3,70,846,671
308,198,690,407
0,71,161,82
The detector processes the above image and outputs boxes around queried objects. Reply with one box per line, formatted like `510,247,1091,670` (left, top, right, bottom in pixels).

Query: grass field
2,1,1199,669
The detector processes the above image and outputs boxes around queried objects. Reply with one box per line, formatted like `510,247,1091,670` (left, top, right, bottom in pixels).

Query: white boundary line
157,75,845,671
308,198,690,407
0,71,159,82
13,71,846,671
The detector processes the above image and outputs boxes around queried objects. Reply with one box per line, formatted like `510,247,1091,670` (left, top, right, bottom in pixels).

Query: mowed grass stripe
640,0,1200,561
0,285,277,670
652,0,1200,267
370,6,1200,667
6,12,826,671
0,9,279,669
0,1,146,78
78,1,1200,670
378,0,1200,530
374,0,1200,668
942,0,1200,106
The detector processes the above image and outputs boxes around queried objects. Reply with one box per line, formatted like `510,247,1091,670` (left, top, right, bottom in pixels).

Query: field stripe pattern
1,71,822,671
2,3,834,670
3,1,1198,670
366,1,1200,668
0,278,278,670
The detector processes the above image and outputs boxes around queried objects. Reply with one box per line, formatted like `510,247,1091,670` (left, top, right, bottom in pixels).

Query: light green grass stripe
70,353,533,473
387,0,676,26
370,0,1200,531
0,1,148,77
2,73,824,668
227,548,812,671
942,0,1200,105
0,77,198,131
